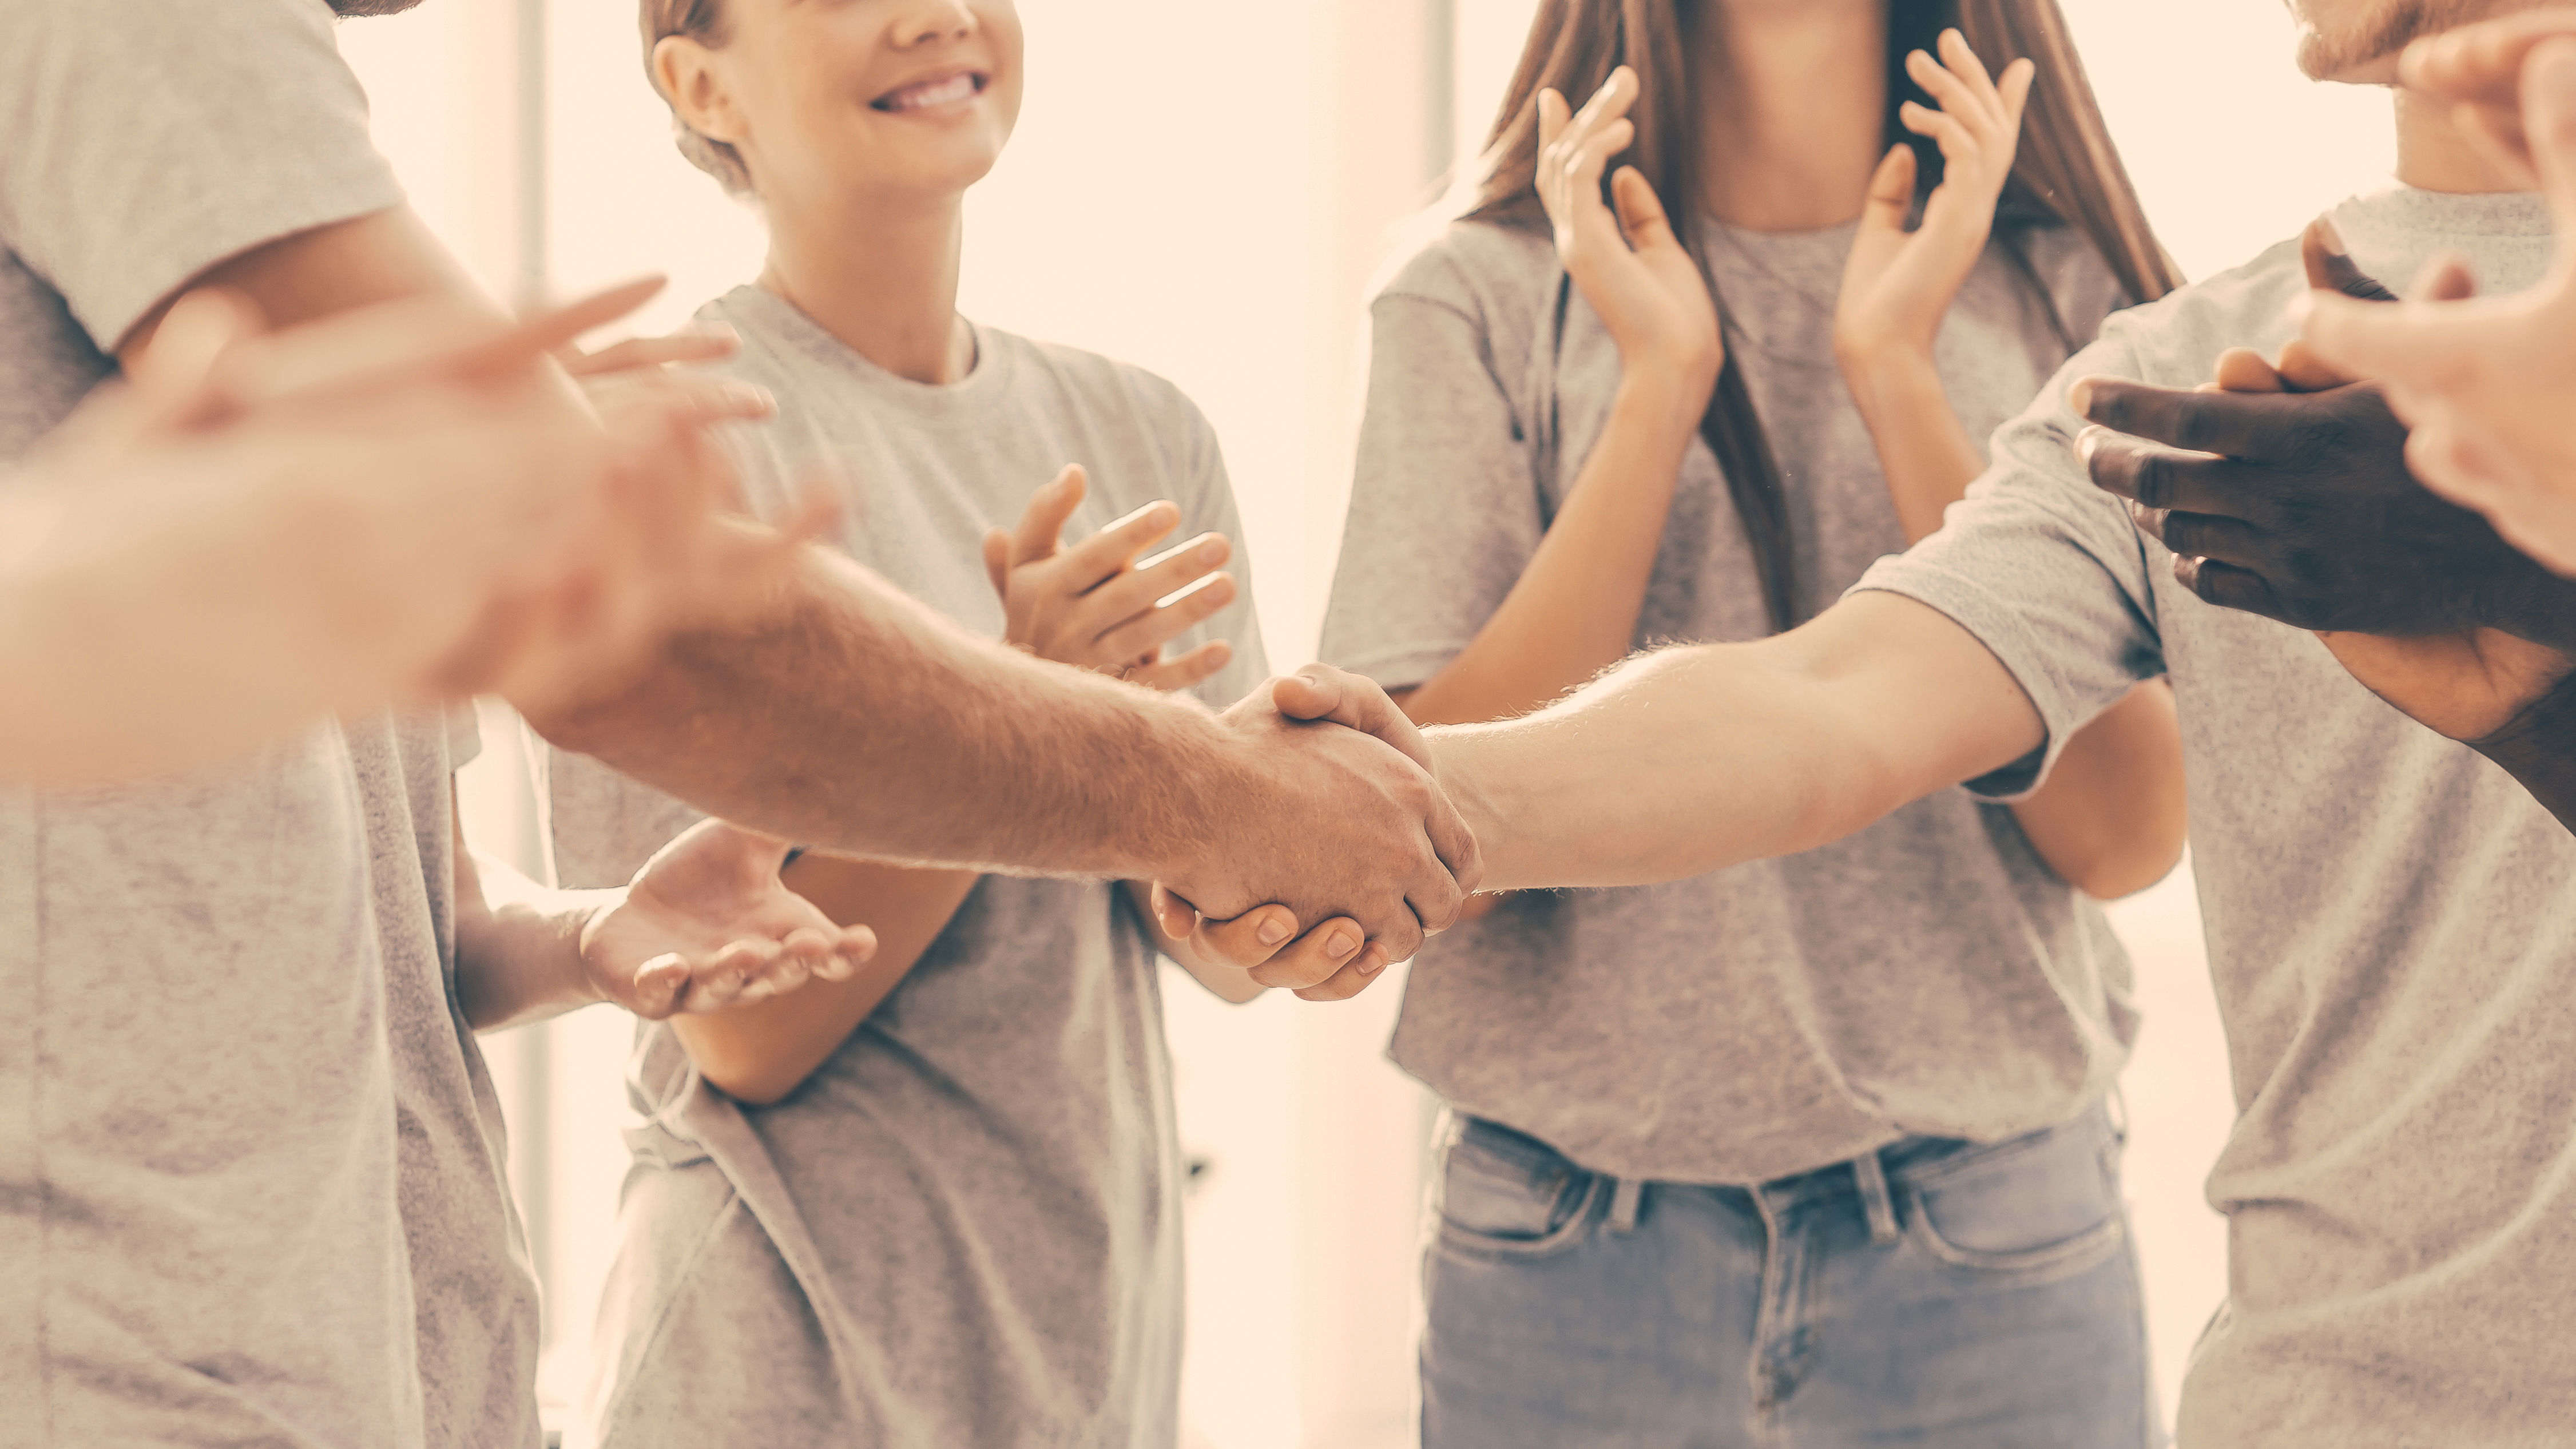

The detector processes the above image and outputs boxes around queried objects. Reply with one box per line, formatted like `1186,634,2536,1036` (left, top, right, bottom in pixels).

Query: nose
888,0,976,48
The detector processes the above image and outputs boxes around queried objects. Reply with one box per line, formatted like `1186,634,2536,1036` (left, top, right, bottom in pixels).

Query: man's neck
2393,85,2531,193
757,190,973,386
1695,1,1887,231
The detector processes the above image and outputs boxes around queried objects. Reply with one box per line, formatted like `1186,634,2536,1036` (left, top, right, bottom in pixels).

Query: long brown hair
1464,0,2176,632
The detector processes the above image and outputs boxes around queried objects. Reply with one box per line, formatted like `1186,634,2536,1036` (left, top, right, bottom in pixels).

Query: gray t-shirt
549,287,1268,1449
0,4,540,1446
1855,186,2574,1446
1323,218,2137,1184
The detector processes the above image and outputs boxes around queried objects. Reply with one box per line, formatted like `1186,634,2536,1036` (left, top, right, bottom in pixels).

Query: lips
872,70,986,113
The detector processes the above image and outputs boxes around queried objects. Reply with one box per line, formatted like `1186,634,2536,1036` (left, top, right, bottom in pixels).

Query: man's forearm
1431,593,2047,892
525,536,1242,882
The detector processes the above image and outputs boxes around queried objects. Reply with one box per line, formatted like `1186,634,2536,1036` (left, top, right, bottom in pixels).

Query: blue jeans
1420,1105,2157,1448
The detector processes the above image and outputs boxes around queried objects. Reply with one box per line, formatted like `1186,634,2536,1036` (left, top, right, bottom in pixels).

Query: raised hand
2297,35,2576,575
1154,665,1482,975
2402,9,2576,186
2073,372,2576,743
1835,30,2037,367
1536,67,1722,398
981,464,1237,691
582,818,878,1019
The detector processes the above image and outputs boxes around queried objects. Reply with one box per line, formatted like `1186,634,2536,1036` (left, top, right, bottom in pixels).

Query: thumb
2302,217,2399,301
1271,664,1435,772
1010,464,1087,565
1857,144,1918,239
1608,167,1677,253
2526,37,2576,245
982,526,1013,601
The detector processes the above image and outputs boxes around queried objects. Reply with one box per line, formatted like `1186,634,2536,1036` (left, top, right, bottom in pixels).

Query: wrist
1835,342,1944,416
1608,370,1713,440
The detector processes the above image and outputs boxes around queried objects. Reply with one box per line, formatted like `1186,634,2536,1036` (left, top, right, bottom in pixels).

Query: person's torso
553,290,1267,1447
2085,188,2576,1443
1332,219,2138,1185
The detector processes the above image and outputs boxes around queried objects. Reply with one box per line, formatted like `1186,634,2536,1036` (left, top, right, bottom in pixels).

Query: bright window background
338,0,2400,1443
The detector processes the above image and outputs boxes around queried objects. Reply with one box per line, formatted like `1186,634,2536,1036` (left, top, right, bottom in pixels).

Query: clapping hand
1535,66,1723,397
982,464,1238,689
2073,229,2576,745
1836,30,2037,367
581,818,878,1019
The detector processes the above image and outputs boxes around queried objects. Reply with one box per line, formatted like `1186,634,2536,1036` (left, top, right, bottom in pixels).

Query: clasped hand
2073,220,2576,744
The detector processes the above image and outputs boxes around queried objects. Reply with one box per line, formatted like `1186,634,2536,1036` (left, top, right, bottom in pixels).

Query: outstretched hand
2071,231,2576,744
582,819,878,1019
1150,665,1482,1001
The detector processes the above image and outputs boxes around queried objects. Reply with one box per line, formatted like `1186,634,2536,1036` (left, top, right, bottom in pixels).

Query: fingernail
1357,951,1388,977
1256,916,1291,947
2067,378,2095,415
1196,540,1227,565
2075,425,2102,460
1327,928,1360,960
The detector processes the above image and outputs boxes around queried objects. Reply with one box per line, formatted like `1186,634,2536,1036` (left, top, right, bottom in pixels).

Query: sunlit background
337,1,2400,1443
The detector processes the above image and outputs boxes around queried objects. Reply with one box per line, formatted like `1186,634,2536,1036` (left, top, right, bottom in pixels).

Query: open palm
581,818,876,1019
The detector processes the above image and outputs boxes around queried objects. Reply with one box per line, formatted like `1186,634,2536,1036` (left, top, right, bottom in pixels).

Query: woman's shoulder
980,327,1214,440
1374,216,1558,316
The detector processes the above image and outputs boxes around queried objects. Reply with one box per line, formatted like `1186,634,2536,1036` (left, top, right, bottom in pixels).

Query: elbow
669,1024,816,1107
2063,839,2185,901
696,1058,805,1108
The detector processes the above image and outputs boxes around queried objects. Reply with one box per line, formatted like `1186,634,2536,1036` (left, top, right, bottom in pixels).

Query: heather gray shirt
550,288,1267,1449
1855,187,2574,1446
1324,219,2137,1185
0,4,539,1445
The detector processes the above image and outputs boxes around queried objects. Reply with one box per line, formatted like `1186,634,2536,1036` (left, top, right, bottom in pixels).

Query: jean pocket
1901,1114,2126,1285
1433,1118,1600,1260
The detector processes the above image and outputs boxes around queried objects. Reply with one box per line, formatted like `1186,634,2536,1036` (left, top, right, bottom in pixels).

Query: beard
2295,0,2528,79
326,0,431,14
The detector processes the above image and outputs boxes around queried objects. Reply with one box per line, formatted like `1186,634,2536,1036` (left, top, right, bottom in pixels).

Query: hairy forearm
1402,379,1700,727
524,536,1241,881
1431,593,2045,891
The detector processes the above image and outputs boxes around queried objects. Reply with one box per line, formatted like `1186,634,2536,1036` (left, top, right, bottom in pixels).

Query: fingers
1537,68,1640,244
1009,465,1089,566
2070,376,2317,460
2207,347,2289,393
1997,56,2037,127
1856,145,1918,239
1094,574,1238,664
1087,531,1228,616
1291,943,1392,1003
2300,217,2400,301
2271,339,2355,394
2171,555,2291,621
2128,501,2267,566
1607,167,1678,255
1053,499,1181,593
1122,638,1233,693
1271,663,1432,768
982,526,1013,602
2293,288,2475,388
2078,426,2267,517
1247,917,1371,992
2526,36,2576,239
561,327,740,378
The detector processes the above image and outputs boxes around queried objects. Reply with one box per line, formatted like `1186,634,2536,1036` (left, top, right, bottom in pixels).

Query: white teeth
883,73,977,112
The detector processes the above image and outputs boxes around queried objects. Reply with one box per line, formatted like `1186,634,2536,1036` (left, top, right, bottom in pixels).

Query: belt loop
1607,1176,1646,1234
1852,1150,1900,1245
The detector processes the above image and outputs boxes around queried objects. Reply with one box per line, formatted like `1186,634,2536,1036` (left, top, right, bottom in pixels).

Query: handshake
974,464,1486,1002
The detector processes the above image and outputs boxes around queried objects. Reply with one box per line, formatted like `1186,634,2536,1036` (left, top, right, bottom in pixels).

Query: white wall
340,0,2414,1441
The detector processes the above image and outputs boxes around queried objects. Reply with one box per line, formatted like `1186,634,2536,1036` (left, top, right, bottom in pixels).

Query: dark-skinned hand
2070,218,2576,748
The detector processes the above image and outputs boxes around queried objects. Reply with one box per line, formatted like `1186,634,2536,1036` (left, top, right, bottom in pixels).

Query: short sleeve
1849,328,2166,800
1320,256,1547,690
0,0,403,351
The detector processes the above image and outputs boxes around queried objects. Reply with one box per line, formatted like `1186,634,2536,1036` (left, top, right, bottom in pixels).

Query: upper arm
0,0,424,360
1321,281,1546,690
117,207,484,363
